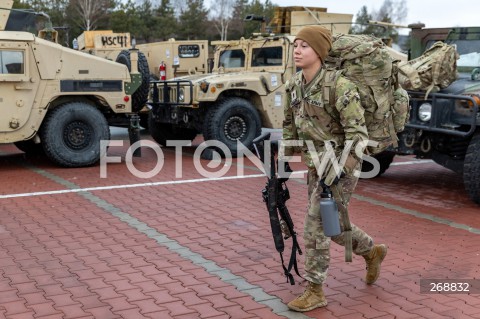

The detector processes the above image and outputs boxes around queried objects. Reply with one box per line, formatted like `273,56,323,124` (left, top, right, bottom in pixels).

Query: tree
69,0,116,31
375,0,407,24
228,0,248,39
12,0,32,9
351,6,376,35
23,0,48,12
209,0,235,40
135,0,159,42
109,0,137,33
155,0,177,40
177,0,209,40
351,0,408,42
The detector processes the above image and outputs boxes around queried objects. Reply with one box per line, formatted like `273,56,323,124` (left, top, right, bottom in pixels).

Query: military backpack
323,34,410,155
398,41,459,98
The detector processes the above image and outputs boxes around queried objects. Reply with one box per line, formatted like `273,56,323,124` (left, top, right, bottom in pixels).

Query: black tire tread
40,102,110,167
202,97,261,156
464,132,480,204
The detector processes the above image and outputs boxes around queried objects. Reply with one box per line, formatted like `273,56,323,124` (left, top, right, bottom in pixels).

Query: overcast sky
270,0,478,35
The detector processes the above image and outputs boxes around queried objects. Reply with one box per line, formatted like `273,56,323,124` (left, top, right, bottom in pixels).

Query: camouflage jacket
282,67,368,176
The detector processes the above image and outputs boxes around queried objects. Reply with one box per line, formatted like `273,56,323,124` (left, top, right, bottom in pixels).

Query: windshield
425,38,480,70
218,49,245,69
5,10,36,32
251,46,283,67
447,40,480,68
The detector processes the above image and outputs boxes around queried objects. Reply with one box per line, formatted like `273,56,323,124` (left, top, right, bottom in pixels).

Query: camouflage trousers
303,167,374,285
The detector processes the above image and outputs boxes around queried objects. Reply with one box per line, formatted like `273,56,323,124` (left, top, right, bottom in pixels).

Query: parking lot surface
1,131,479,319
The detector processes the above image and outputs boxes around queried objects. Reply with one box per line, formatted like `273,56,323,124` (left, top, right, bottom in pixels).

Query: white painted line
0,159,433,200
0,173,266,199
390,159,434,166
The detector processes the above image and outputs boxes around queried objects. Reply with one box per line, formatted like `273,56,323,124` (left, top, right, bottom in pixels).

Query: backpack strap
424,44,450,98
322,68,341,107
388,64,401,148
322,70,353,263
330,183,353,262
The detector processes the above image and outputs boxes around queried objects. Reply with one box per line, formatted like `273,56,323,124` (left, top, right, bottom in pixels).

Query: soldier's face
293,40,320,69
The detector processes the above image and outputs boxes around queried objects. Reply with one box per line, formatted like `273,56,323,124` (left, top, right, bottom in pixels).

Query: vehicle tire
116,50,150,112
40,102,110,167
203,97,261,157
464,132,480,204
361,151,395,177
148,112,197,146
14,140,44,155
139,112,149,130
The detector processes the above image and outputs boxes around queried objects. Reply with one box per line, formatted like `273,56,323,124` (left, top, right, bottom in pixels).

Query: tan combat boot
287,282,327,312
363,244,388,284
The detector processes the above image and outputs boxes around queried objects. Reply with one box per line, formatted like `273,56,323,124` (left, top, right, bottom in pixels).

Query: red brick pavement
1,135,480,319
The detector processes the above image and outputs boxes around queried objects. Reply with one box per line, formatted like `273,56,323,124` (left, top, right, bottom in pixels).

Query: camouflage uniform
282,68,374,285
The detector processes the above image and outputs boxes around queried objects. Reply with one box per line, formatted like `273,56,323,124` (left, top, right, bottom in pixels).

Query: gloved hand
278,161,292,183
323,165,345,186
323,152,360,186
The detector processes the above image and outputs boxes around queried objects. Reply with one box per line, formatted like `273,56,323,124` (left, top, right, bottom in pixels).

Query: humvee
0,1,149,167
381,25,480,204
149,34,294,155
147,8,352,156
76,30,209,128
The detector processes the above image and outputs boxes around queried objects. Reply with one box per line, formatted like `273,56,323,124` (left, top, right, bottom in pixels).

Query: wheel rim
63,121,93,150
224,116,247,141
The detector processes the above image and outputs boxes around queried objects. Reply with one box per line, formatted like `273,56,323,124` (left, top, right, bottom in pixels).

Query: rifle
253,132,302,285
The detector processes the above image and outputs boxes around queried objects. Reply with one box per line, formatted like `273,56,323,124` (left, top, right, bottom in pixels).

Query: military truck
76,30,209,80
0,2,149,167
148,35,293,154
147,8,352,156
379,25,480,204
76,30,209,129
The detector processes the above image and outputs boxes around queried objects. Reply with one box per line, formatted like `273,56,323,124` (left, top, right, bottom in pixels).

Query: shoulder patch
335,75,361,106
286,71,302,92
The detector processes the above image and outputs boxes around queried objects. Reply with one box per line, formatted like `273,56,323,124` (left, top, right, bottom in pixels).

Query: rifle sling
331,184,353,262
289,233,302,277
267,180,285,254
279,252,295,285
278,228,302,285
263,158,302,285
274,206,302,284
277,184,303,283
266,183,295,283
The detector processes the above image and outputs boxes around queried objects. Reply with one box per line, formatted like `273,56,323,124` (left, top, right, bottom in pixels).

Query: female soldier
281,25,387,312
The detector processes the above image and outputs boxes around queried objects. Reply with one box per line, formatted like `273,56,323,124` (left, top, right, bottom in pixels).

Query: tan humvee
0,1,148,167
76,30,209,129
147,8,353,156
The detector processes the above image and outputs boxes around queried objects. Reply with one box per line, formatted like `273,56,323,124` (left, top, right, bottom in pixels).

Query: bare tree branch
209,0,234,40
72,0,111,30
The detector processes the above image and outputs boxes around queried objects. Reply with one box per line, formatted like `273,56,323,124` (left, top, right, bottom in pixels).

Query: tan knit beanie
295,25,333,62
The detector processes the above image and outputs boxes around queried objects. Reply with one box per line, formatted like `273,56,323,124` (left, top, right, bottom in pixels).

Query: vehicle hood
441,74,480,95
33,36,130,81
